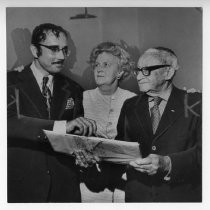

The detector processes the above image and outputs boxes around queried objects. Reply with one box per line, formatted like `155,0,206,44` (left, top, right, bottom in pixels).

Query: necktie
150,96,162,134
42,76,52,119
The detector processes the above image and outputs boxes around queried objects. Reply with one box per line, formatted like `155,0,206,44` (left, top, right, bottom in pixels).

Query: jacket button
109,109,114,113
152,146,156,151
47,170,50,175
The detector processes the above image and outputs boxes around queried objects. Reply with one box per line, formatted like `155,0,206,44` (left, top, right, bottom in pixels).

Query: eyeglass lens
134,64,171,76
37,44,70,56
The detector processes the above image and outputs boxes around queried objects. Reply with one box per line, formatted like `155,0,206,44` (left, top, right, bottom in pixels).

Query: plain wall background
6,7,202,92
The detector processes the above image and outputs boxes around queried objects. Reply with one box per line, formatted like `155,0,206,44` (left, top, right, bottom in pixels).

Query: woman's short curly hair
89,42,134,80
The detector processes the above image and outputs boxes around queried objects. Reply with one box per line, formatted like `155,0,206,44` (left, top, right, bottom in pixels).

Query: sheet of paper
43,130,142,165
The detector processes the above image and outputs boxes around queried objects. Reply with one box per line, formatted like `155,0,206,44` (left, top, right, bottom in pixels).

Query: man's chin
48,68,62,74
54,63,64,70
138,85,149,93
140,89,148,93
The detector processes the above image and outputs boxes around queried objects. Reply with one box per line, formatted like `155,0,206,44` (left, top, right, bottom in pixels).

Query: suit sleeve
7,84,54,143
72,83,84,119
116,100,132,142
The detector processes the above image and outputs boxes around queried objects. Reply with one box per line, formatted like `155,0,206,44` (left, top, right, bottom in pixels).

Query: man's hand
183,87,201,93
74,149,100,168
66,117,97,136
129,154,171,176
14,65,24,72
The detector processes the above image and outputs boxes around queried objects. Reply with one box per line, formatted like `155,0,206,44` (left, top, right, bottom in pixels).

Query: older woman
83,42,136,139
80,42,136,202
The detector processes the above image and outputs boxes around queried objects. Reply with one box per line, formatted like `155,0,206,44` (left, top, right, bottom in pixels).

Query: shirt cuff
122,173,127,181
164,156,172,181
96,163,101,172
53,121,67,134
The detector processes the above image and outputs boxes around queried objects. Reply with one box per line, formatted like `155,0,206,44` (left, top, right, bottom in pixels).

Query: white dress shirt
148,84,172,117
30,62,54,93
30,62,66,133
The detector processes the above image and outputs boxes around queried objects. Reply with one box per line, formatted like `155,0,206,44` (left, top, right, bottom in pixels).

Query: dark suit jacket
7,65,84,202
116,86,202,202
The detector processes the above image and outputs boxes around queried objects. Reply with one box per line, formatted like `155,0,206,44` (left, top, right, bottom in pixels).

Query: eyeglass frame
35,43,70,57
133,64,171,76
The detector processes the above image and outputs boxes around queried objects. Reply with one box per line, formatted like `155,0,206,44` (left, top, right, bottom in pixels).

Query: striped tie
42,76,52,119
150,96,162,134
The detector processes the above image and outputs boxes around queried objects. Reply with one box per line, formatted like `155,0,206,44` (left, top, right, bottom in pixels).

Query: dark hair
31,23,68,56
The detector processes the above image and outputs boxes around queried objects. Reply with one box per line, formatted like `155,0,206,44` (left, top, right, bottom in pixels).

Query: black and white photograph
1,0,209,209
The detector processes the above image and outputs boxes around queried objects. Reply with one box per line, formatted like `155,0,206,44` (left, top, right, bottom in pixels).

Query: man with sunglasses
7,23,96,202
116,47,202,202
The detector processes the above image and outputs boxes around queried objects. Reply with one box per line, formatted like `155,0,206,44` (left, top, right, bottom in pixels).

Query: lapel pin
65,97,75,110
171,109,175,112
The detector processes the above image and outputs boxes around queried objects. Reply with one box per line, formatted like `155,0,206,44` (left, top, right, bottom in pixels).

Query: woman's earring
117,71,124,80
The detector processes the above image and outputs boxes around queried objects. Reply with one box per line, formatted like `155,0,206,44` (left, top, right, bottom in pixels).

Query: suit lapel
134,94,153,142
17,65,49,118
153,86,184,141
50,75,72,120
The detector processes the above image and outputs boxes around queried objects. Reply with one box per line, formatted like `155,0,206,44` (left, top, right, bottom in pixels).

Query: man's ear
30,44,39,58
117,71,124,80
165,67,175,80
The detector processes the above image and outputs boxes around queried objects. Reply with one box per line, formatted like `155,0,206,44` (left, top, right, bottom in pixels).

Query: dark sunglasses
133,64,171,76
36,43,70,56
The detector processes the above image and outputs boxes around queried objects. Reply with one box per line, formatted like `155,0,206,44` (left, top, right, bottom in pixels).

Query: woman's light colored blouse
83,87,136,139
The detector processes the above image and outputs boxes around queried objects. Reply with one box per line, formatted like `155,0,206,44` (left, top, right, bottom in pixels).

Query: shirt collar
111,87,120,100
30,61,53,88
148,84,173,102
96,87,120,100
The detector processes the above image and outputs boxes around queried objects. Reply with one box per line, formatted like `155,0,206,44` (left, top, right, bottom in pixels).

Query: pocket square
65,97,75,110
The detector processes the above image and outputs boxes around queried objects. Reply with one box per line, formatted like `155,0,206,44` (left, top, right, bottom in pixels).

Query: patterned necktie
150,96,162,134
42,76,52,119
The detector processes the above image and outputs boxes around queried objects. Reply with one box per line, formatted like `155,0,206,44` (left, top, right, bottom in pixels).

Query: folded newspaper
44,130,141,165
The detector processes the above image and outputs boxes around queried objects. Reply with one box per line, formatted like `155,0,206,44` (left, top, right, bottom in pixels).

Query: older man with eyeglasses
7,23,96,202
115,47,202,202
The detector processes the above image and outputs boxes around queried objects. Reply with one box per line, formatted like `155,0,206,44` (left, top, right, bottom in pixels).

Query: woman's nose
96,66,103,72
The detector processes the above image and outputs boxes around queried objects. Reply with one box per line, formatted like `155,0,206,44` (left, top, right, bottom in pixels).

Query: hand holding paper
129,154,171,175
44,130,142,165
66,117,97,136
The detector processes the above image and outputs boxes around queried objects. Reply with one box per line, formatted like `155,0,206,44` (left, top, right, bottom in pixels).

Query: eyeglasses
133,64,171,76
36,43,70,57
